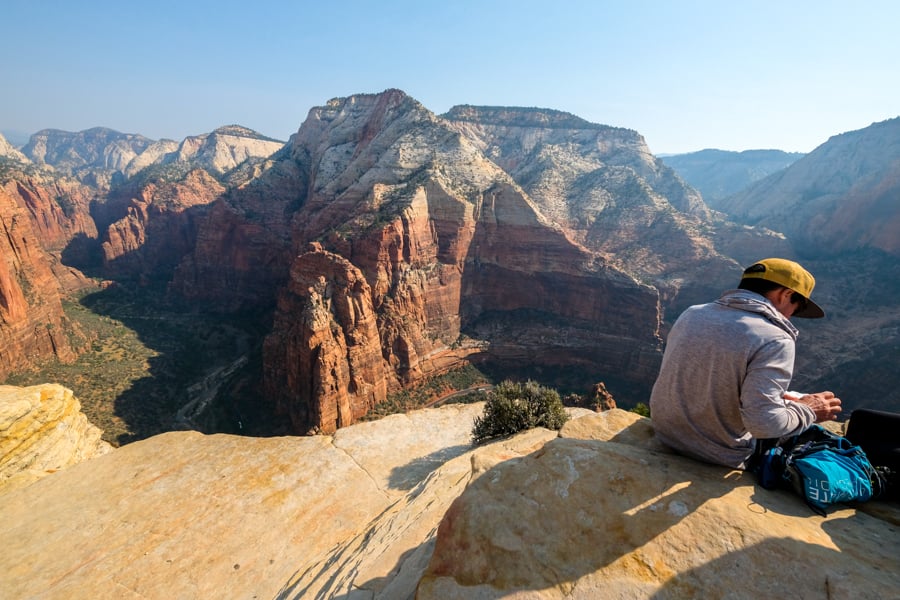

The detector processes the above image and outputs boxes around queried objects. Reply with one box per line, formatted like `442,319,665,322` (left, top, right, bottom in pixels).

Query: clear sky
2,0,897,154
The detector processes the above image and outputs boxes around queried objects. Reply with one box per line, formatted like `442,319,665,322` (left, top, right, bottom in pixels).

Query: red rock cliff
0,184,80,376
253,91,663,433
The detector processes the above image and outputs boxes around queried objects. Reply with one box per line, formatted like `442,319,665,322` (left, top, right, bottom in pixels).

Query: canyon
1,93,898,439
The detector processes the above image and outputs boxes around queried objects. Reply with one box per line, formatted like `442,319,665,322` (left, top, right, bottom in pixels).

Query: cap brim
793,298,825,319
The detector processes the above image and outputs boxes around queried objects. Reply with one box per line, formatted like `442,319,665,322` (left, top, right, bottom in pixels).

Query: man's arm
740,338,815,439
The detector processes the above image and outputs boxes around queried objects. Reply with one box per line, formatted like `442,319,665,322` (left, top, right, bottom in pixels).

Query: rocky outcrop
240,90,666,433
661,148,804,205
418,412,900,598
0,182,81,376
1,399,896,599
0,133,29,162
0,384,111,493
264,244,389,434
0,172,97,254
443,105,743,315
22,127,156,188
164,125,285,175
21,125,285,188
98,169,225,280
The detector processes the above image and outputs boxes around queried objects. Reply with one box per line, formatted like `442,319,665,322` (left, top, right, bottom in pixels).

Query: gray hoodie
649,289,816,469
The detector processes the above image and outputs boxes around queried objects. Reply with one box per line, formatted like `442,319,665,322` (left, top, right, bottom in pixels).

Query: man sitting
649,258,841,469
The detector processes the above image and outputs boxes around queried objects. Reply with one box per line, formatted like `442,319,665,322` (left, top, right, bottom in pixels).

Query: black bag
845,408,900,500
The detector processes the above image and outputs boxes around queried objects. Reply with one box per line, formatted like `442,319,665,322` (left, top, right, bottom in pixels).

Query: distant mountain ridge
661,148,805,205
17,125,286,188
716,117,900,256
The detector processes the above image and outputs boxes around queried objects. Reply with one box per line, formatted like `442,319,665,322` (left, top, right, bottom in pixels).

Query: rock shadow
387,444,472,491
649,513,900,599
69,283,276,445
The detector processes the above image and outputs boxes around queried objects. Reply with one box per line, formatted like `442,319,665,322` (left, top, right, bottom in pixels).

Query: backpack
757,425,886,515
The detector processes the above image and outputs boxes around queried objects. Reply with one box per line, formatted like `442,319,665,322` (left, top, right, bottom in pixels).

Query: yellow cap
741,258,825,318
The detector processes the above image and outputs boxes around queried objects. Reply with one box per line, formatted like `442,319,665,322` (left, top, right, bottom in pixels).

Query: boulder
417,411,900,599
0,384,112,493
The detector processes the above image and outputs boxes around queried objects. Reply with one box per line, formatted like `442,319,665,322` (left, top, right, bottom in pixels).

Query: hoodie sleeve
739,337,816,439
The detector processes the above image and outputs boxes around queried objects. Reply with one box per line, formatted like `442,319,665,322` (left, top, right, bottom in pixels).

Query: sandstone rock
0,132,29,162
99,169,225,279
443,104,743,317
0,182,81,376
1,173,98,253
0,384,111,493
1,402,897,599
418,411,900,599
721,117,900,257
0,401,504,599
251,90,666,431
264,246,390,434
167,125,285,175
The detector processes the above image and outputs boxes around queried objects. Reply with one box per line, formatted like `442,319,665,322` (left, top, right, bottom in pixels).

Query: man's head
738,258,825,319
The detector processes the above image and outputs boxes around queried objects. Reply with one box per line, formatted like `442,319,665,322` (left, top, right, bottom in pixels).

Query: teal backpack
757,425,886,515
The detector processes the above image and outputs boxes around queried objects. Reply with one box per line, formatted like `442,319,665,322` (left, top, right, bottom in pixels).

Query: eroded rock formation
242,90,667,433
98,169,226,279
0,182,82,376
1,397,896,599
0,384,111,493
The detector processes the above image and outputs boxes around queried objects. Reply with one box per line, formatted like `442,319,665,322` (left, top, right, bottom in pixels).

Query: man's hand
787,391,842,422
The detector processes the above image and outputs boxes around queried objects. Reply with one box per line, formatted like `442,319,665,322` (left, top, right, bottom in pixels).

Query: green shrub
630,402,651,418
472,380,569,444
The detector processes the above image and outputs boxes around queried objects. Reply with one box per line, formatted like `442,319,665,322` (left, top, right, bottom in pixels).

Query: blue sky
2,0,897,154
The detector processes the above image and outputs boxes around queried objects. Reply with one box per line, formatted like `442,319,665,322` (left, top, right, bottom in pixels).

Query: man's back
650,290,813,468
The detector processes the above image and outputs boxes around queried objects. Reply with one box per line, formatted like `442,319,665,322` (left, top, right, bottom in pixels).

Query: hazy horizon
3,1,898,155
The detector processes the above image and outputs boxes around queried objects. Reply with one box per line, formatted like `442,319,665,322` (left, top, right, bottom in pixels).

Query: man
649,257,842,469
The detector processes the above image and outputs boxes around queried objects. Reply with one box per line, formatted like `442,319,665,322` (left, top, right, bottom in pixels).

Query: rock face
0,179,82,376
661,149,804,206
0,133,29,162
22,127,157,188
719,117,900,257
98,169,226,280
443,105,749,315
0,398,896,599
0,172,97,254
165,125,286,175
264,244,389,433
0,384,111,493
242,90,665,433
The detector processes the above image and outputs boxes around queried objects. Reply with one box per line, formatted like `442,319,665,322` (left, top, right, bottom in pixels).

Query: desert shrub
630,402,651,418
472,380,569,444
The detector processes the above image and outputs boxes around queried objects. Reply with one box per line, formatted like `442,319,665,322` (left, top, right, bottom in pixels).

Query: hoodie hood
714,289,799,340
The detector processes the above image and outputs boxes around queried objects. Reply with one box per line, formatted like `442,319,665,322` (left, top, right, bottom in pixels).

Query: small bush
472,380,569,444
630,402,651,418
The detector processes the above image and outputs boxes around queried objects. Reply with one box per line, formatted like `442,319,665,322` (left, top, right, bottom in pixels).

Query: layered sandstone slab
1,401,897,599
418,413,900,599
0,384,112,493
0,401,511,599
